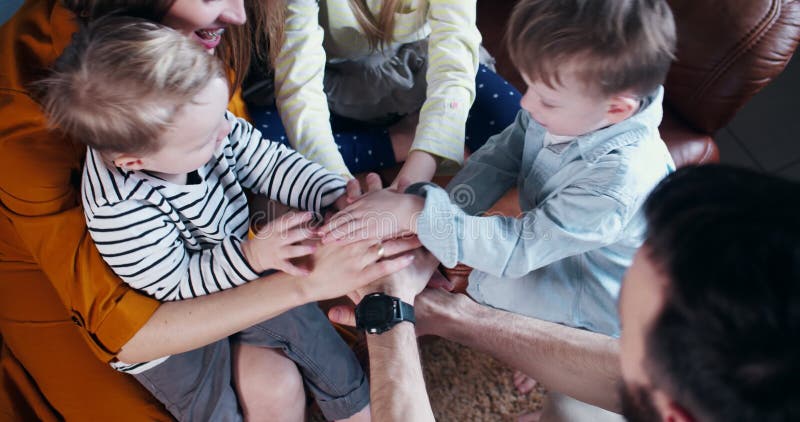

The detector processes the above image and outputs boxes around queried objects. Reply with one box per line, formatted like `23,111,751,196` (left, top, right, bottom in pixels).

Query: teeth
196,29,224,40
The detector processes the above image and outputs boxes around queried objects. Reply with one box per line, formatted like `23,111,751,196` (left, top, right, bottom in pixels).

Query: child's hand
242,211,318,276
333,177,364,211
319,188,424,244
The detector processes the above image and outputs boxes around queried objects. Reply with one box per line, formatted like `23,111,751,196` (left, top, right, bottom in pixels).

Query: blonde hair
40,16,225,154
507,0,676,97
60,0,286,88
347,0,402,50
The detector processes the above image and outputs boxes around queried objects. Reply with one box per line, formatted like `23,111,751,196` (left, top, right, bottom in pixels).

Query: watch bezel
355,292,412,334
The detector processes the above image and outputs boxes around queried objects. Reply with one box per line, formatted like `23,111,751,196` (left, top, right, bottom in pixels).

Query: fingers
277,210,314,229
277,261,311,277
282,225,316,245
345,178,362,203
380,237,422,257
360,253,415,284
283,244,317,259
327,305,357,327
395,176,413,193
365,172,382,192
427,270,455,290
320,214,365,244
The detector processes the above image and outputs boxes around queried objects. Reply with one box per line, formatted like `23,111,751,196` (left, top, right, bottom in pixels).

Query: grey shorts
132,303,369,421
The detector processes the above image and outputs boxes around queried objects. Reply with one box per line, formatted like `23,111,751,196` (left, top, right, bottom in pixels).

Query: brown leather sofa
441,0,800,290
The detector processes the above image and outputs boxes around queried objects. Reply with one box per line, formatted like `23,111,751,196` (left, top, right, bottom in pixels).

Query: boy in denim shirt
323,0,676,339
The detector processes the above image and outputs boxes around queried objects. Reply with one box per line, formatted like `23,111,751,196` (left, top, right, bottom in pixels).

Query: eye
541,101,557,109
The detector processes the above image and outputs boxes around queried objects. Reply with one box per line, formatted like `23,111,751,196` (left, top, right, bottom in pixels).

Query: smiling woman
0,0,406,420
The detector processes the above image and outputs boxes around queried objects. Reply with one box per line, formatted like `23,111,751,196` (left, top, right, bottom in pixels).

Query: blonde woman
247,0,522,184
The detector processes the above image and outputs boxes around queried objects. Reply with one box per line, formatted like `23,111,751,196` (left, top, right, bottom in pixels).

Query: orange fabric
0,1,247,418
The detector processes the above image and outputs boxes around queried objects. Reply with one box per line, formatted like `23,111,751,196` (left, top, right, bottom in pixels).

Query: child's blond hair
40,16,225,154
507,0,676,98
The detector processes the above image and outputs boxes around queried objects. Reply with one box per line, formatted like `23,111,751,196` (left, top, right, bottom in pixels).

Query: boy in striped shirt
42,17,371,421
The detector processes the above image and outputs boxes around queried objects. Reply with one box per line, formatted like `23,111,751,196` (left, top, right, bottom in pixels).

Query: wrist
405,195,424,235
379,285,417,306
240,239,264,273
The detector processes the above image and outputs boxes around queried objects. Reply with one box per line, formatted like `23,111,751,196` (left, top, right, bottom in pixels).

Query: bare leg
233,343,306,422
337,405,371,422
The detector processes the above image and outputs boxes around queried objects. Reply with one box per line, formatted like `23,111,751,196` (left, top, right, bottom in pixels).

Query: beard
619,381,662,422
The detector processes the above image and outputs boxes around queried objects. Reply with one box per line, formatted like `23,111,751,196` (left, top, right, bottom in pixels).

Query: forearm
434,296,621,412
393,150,438,186
118,271,306,363
367,323,434,422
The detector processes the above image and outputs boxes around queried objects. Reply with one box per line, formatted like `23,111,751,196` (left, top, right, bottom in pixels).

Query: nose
220,0,246,25
520,89,537,115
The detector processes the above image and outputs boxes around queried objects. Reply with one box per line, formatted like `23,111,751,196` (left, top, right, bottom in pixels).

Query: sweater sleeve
410,0,481,166
84,197,260,301
226,113,347,214
272,0,350,176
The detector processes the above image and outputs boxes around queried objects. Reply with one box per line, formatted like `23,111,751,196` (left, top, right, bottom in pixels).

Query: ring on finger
376,243,386,259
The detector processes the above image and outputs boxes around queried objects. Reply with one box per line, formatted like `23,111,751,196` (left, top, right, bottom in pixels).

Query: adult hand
327,252,444,326
319,173,423,244
299,235,421,302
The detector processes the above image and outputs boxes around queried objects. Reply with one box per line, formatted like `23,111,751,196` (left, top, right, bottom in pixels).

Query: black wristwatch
355,292,415,334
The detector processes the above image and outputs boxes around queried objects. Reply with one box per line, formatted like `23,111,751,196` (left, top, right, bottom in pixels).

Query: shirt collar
572,86,664,163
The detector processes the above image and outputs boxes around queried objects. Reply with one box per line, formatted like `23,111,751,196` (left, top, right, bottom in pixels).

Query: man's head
619,165,800,422
41,16,232,175
506,0,676,137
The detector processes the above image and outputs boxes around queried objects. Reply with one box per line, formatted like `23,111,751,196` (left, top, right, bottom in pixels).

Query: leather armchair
441,0,800,291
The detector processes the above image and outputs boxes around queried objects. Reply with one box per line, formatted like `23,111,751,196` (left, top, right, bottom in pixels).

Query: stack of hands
242,172,460,329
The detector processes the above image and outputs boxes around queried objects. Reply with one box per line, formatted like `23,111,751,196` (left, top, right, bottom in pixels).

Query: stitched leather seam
691,0,781,102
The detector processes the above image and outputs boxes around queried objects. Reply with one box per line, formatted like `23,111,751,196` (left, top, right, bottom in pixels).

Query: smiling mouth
195,28,225,41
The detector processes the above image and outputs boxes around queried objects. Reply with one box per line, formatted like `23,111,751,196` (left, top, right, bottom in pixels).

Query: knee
235,347,306,419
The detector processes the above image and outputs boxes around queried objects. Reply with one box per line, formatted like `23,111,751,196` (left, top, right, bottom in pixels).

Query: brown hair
60,0,286,89
347,0,402,50
40,16,225,154
506,0,676,97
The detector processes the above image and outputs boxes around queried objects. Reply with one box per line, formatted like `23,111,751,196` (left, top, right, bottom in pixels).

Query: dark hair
642,164,800,421
506,0,676,97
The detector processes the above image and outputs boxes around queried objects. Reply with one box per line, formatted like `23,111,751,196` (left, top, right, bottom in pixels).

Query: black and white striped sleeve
226,114,347,214
85,200,260,301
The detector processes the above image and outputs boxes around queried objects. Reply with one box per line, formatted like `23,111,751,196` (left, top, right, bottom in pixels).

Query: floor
714,53,800,180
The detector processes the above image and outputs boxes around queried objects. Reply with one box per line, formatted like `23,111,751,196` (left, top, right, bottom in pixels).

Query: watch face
358,295,395,327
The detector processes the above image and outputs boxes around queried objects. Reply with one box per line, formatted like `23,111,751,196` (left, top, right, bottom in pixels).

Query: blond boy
42,17,370,421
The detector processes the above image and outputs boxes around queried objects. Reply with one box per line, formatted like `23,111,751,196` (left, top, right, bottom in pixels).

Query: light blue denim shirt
414,87,674,336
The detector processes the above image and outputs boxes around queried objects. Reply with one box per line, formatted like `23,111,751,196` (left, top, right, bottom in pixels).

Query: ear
112,155,146,171
652,390,696,422
605,94,640,124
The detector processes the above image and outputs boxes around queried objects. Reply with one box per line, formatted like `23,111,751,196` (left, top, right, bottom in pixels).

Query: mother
0,1,413,419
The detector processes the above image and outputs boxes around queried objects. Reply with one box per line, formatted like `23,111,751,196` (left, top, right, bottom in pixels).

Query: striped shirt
81,112,346,373
274,0,481,175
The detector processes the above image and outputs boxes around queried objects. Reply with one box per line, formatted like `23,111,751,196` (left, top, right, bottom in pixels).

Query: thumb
328,305,357,327
395,176,413,193
427,270,455,290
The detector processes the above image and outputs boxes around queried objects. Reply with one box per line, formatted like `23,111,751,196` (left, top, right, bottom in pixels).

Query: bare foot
513,370,539,394
517,410,543,422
